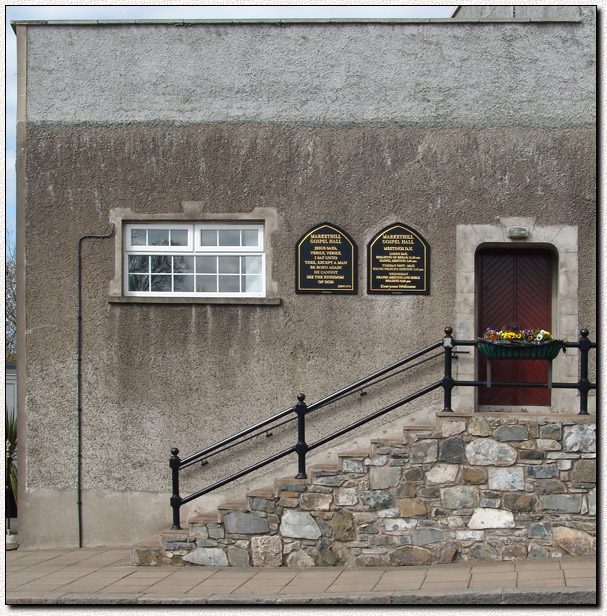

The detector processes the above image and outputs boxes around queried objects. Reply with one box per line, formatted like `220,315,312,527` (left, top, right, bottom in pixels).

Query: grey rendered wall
17,10,596,547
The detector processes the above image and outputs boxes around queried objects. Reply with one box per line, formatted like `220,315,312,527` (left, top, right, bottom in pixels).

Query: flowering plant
481,327,558,343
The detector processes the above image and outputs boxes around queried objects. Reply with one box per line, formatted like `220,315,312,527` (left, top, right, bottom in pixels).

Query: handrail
178,339,443,470
195,348,445,467
169,328,596,530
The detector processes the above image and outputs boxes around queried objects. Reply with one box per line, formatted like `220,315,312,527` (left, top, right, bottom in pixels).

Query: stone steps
132,413,596,567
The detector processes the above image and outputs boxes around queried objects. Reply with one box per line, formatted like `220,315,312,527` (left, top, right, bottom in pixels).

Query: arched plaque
296,223,357,294
367,223,430,294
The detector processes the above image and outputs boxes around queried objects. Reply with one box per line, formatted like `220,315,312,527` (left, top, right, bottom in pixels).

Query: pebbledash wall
14,6,596,549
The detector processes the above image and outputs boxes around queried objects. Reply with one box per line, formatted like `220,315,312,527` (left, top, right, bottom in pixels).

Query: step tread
188,514,219,523
308,463,339,469
247,488,275,497
337,450,370,457
133,538,159,548
217,500,248,510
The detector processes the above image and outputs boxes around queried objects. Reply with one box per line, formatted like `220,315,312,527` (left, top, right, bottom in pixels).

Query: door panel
478,250,553,406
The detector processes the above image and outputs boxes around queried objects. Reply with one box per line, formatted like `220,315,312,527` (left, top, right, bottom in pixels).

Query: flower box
477,340,564,360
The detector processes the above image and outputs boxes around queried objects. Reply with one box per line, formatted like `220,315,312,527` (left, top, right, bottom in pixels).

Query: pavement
5,547,597,606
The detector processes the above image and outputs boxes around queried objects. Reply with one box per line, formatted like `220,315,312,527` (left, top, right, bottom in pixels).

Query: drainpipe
77,223,115,548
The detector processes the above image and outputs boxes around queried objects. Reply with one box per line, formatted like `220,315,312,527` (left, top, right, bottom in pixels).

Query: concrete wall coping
11,18,583,30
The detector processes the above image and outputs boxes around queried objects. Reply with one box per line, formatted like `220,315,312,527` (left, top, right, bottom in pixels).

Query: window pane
129,274,149,291
219,229,240,246
219,256,240,274
219,276,240,292
171,229,188,246
128,255,149,273
174,256,194,273
151,275,172,292
174,275,194,292
131,229,146,246
201,230,217,246
243,275,262,293
243,256,262,275
151,256,172,273
196,275,217,293
242,229,258,246
196,256,216,273
148,229,170,246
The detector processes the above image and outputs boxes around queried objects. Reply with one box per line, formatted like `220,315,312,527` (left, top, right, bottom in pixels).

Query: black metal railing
169,328,596,529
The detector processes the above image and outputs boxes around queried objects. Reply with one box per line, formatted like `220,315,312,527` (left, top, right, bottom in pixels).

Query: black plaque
367,223,430,294
296,223,357,294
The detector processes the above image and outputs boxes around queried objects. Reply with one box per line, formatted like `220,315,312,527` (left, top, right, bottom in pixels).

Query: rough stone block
470,542,498,560
412,528,445,546
456,530,484,541
411,440,438,463
528,522,552,538
250,535,283,567
488,466,525,491
389,546,432,566
540,494,582,513
425,463,458,485
535,479,566,495
468,508,515,529
286,549,316,567
588,488,596,516
493,424,529,442
332,510,355,541
502,544,527,560
438,436,467,463
440,420,466,437
227,545,250,567
223,511,270,535
314,474,348,487
466,438,517,466
553,526,596,556
384,518,417,533
360,490,395,510
517,450,545,460
540,423,562,440
398,498,428,517
280,510,322,539
334,487,358,506
563,424,596,453
208,526,225,539
441,485,480,509
526,464,558,478
404,467,424,481
300,492,332,511
396,482,417,498
369,465,401,489
183,547,228,566
342,458,364,473
462,466,488,484
570,459,596,482
468,416,491,437
536,439,561,451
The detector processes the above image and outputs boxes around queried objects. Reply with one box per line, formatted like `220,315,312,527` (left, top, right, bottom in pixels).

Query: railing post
295,393,308,479
170,448,183,530
442,327,454,412
577,329,592,415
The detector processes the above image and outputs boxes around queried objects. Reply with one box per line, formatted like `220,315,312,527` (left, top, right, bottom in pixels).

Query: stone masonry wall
138,413,596,567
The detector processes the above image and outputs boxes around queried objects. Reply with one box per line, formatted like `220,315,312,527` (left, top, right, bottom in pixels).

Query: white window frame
124,222,266,298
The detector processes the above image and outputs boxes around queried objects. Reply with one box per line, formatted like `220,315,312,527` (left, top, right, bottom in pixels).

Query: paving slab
5,547,596,605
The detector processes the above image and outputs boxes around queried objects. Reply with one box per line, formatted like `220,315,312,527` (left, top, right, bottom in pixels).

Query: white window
124,223,265,297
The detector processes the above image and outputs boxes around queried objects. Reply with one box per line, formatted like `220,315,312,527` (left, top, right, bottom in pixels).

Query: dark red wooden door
478,250,553,406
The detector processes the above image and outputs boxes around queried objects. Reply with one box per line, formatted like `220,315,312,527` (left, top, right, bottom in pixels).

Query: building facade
15,7,596,548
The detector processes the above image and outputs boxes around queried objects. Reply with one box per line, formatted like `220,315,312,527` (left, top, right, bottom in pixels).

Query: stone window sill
108,295,282,306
